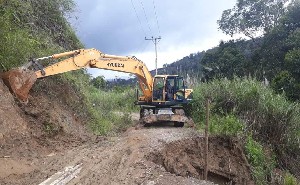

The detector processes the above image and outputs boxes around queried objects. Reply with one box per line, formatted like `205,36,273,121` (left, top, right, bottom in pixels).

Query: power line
130,0,147,37
152,0,161,35
138,0,152,34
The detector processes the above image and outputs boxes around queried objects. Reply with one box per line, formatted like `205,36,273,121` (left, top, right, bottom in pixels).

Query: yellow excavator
0,48,194,126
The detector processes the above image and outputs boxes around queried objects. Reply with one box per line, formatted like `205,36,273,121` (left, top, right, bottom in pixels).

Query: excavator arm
1,49,153,102
0,48,195,127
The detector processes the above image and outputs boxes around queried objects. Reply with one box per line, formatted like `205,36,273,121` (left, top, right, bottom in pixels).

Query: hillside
159,1,300,102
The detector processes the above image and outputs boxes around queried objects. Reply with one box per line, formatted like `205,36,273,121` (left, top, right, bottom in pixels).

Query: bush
209,114,244,136
61,71,138,135
245,135,275,185
188,77,300,180
284,172,298,185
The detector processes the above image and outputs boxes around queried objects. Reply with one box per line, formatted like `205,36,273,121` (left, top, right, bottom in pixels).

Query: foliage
284,172,299,185
245,135,276,185
218,0,289,39
271,71,299,100
91,76,106,89
201,40,250,80
188,77,300,180
61,71,138,135
208,114,244,136
0,0,82,71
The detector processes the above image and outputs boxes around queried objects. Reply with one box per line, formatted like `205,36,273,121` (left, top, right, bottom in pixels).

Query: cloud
71,0,237,78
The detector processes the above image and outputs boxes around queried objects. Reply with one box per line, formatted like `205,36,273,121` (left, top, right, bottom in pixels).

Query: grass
284,172,299,185
245,135,276,185
187,77,300,184
208,114,244,136
0,0,138,136
61,71,138,135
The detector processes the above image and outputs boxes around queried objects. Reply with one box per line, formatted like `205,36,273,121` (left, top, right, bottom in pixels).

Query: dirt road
0,125,209,185
0,79,252,184
0,123,253,185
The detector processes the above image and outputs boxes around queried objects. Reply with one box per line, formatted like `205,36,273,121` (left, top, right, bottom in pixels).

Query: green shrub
284,172,299,185
188,77,300,180
60,71,138,135
209,114,244,136
245,135,276,185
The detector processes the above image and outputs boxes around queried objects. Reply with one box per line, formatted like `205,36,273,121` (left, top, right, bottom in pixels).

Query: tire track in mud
1,127,213,185
1,126,253,185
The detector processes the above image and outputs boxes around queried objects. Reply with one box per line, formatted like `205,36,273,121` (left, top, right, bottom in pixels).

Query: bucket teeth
0,68,37,102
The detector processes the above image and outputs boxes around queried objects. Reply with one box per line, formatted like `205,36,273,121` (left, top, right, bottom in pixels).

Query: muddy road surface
0,123,253,185
0,126,208,185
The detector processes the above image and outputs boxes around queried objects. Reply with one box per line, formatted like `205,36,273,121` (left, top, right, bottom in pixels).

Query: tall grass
61,71,138,135
1,0,137,136
187,77,300,183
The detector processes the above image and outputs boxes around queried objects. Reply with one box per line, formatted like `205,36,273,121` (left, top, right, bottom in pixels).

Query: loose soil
0,79,254,184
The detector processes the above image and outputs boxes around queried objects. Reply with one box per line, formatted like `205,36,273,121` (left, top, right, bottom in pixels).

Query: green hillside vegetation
0,0,136,135
186,78,299,184
162,1,300,102
161,0,299,183
179,1,300,184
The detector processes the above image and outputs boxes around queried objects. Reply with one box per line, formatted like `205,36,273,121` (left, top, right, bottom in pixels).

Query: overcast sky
72,0,237,79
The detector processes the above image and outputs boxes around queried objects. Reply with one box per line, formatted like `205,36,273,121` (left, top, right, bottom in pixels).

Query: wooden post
204,97,210,180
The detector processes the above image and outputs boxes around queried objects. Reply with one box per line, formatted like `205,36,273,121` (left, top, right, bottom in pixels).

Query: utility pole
145,36,161,75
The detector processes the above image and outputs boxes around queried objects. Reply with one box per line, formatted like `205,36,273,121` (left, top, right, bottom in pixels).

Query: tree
201,40,248,80
91,76,106,89
271,71,300,100
218,0,289,39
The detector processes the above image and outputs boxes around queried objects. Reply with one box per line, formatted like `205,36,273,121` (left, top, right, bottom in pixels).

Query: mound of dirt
0,79,28,142
147,136,254,185
0,78,92,158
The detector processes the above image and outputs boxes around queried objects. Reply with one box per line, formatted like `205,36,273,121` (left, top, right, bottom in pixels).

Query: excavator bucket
0,68,37,102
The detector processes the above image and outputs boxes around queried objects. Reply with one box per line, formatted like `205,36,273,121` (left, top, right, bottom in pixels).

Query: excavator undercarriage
139,106,194,127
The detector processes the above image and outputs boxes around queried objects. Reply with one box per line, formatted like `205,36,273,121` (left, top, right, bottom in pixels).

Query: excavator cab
140,75,194,127
152,75,188,105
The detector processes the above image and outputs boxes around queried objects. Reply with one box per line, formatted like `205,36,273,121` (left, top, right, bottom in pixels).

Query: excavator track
138,107,195,127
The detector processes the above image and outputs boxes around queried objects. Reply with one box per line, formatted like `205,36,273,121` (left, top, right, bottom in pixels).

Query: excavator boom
1,49,153,102
0,48,194,127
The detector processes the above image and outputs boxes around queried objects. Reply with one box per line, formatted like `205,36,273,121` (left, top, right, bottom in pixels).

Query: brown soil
148,137,254,185
0,79,254,184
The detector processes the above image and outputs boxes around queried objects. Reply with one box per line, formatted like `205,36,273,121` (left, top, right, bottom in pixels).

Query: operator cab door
165,76,186,102
174,77,186,101
152,77,165,102
152,76,186,104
